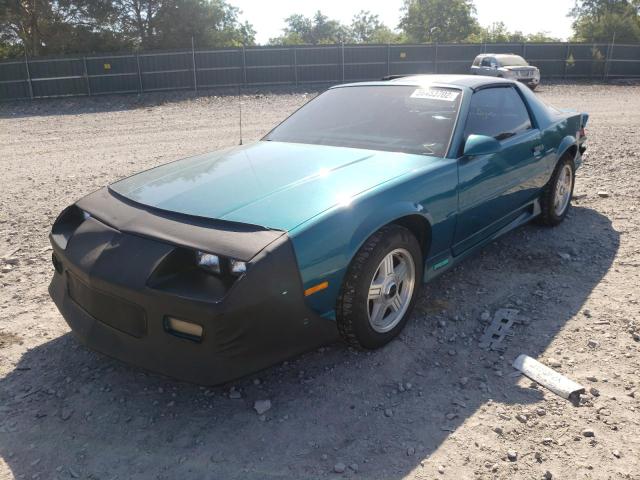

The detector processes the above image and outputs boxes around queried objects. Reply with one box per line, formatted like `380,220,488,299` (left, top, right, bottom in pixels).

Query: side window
472,56,481,67
480,57,492,67
464,87,533,141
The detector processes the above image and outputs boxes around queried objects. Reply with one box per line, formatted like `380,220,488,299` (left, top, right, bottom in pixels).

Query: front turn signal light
165,316,203,341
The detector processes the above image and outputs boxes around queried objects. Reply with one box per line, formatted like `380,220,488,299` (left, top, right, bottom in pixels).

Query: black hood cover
76,188,285,262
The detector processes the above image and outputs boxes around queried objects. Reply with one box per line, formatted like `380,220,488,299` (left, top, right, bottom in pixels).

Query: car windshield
497,55,529,67
263,85,462,157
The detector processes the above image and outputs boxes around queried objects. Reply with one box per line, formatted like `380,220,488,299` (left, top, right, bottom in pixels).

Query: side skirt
423,199,541,283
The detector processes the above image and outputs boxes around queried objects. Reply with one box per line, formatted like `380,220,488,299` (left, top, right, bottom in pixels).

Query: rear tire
336,225,423,350
537,156,575,226
529,84,538,91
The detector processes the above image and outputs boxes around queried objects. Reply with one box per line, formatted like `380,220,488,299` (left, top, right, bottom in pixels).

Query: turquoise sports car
49,75,588,384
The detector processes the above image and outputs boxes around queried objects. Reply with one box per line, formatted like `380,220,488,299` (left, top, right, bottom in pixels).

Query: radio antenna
237,84,243,145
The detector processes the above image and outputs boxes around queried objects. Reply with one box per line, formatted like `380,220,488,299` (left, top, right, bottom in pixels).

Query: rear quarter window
464,87,532,141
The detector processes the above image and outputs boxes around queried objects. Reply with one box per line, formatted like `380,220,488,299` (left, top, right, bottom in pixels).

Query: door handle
532,144,544,157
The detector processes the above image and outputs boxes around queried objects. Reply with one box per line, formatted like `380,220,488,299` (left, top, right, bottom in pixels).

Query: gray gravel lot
0,83,639,480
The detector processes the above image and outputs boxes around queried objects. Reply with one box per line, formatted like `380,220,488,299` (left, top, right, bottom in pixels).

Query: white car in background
471,54,541,90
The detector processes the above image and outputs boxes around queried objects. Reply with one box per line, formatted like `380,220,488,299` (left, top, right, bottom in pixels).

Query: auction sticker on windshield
410,88,460,101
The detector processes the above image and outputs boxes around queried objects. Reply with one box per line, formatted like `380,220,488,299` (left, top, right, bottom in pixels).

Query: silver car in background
470,54,540,90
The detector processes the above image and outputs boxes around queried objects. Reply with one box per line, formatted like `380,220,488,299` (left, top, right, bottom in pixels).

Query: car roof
475,53,523,58
334,74,515,90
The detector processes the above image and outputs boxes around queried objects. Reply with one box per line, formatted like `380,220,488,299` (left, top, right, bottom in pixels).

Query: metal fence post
242,45,247,85
386,43,391,75
434,42,438,74
191,36,198,92
136,53,143,92
522,41,527,58
82,56,91,96
293,47,298,86
341,42,345,82
563,42,570,79
605,33,615,81
24,53,34,99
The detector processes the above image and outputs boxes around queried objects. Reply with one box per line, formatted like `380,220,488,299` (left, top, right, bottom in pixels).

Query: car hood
502,65,537,71
110,141,431,231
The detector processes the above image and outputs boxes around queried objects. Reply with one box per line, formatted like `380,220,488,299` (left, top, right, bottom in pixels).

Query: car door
452,86,544,255
480,57,496,76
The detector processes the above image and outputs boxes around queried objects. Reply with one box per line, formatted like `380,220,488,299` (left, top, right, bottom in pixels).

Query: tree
349,10,405,43
111,0,163,49
269,11,349,45
150,0,255,49
112,0,254,49
569,0,640,42
0,0,127,56
399,0,479,43
466,22,560,43
0,0,255,58
526,31,562,42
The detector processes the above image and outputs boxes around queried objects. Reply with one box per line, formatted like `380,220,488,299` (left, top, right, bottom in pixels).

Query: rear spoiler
581,113,589,128
381,74,412,81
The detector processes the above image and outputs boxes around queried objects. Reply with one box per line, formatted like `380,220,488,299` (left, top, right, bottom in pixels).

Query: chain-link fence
1,42,638,101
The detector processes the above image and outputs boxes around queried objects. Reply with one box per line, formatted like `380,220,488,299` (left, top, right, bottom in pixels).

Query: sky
232,0,576,44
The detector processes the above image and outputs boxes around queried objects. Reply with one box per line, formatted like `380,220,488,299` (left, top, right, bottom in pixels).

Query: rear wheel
336,225,423,350
537,156,575,226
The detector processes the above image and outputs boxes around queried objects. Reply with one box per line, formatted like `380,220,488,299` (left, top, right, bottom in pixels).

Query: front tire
537,156,575,226
336,225,423,350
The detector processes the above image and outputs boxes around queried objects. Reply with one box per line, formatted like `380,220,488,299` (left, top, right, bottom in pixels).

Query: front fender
289,200,433,317
289,160,459,317
348,201,432,254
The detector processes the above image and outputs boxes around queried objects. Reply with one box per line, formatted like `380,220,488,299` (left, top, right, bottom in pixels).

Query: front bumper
516,77,540,86
48,195,338,385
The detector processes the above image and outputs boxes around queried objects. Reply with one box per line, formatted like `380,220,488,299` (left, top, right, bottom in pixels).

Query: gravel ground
0,83,639,480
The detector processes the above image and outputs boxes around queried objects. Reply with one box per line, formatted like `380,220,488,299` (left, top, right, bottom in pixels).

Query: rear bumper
49,208,338,385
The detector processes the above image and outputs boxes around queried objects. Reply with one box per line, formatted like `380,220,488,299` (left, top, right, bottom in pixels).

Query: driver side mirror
463,134,502,156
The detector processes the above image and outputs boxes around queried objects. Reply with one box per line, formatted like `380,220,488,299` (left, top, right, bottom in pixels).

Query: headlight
196,251,247,276
229,259,247,276
196,251,221,274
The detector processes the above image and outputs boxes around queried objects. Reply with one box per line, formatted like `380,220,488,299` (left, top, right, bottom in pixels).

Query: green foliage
149,0,255,49
268,10,405,45
0,0,255,59
0,41,23,59
526,31,562,42
467,22,560,43
0,0,132,56
399,0,479,43
350,11,404,43
269,11,349,45
570,0,640,42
